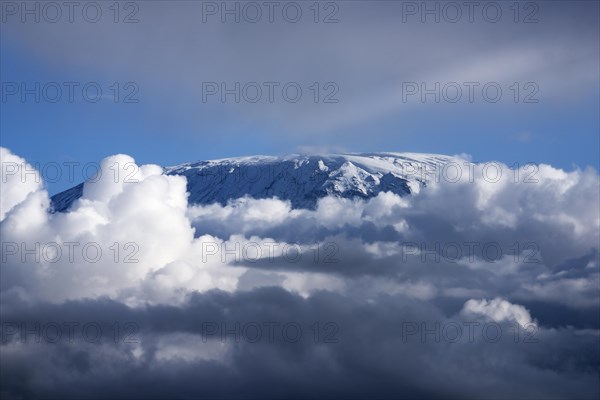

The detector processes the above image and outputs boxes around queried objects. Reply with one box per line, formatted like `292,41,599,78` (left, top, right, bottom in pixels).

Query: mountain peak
51,152,454,212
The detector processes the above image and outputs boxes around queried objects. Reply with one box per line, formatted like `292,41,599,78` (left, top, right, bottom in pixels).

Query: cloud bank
1,147,599,399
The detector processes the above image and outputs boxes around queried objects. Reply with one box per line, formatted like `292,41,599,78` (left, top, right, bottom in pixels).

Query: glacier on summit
51,152,455,211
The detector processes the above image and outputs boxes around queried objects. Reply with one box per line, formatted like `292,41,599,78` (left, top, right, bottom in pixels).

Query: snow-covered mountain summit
51,152,454,211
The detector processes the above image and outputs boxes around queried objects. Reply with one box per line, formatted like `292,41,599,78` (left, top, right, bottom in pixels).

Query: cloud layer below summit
2,146,598,307
1,147,599,398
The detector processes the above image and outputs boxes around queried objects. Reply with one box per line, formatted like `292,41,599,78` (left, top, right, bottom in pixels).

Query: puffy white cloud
0,148,234,303
1,147,598,313
461,297,536,328
0,147,45,222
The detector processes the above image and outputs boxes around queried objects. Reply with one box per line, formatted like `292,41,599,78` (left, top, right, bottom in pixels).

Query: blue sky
1,0,598,194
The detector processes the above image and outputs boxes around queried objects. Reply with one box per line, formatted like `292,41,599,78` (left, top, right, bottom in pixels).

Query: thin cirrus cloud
2,1,598,135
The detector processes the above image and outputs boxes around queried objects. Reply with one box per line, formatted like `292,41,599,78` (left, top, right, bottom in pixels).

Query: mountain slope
51,152,454,211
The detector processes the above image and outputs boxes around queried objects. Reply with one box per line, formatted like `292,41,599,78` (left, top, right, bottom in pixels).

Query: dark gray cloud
1,289,599,399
